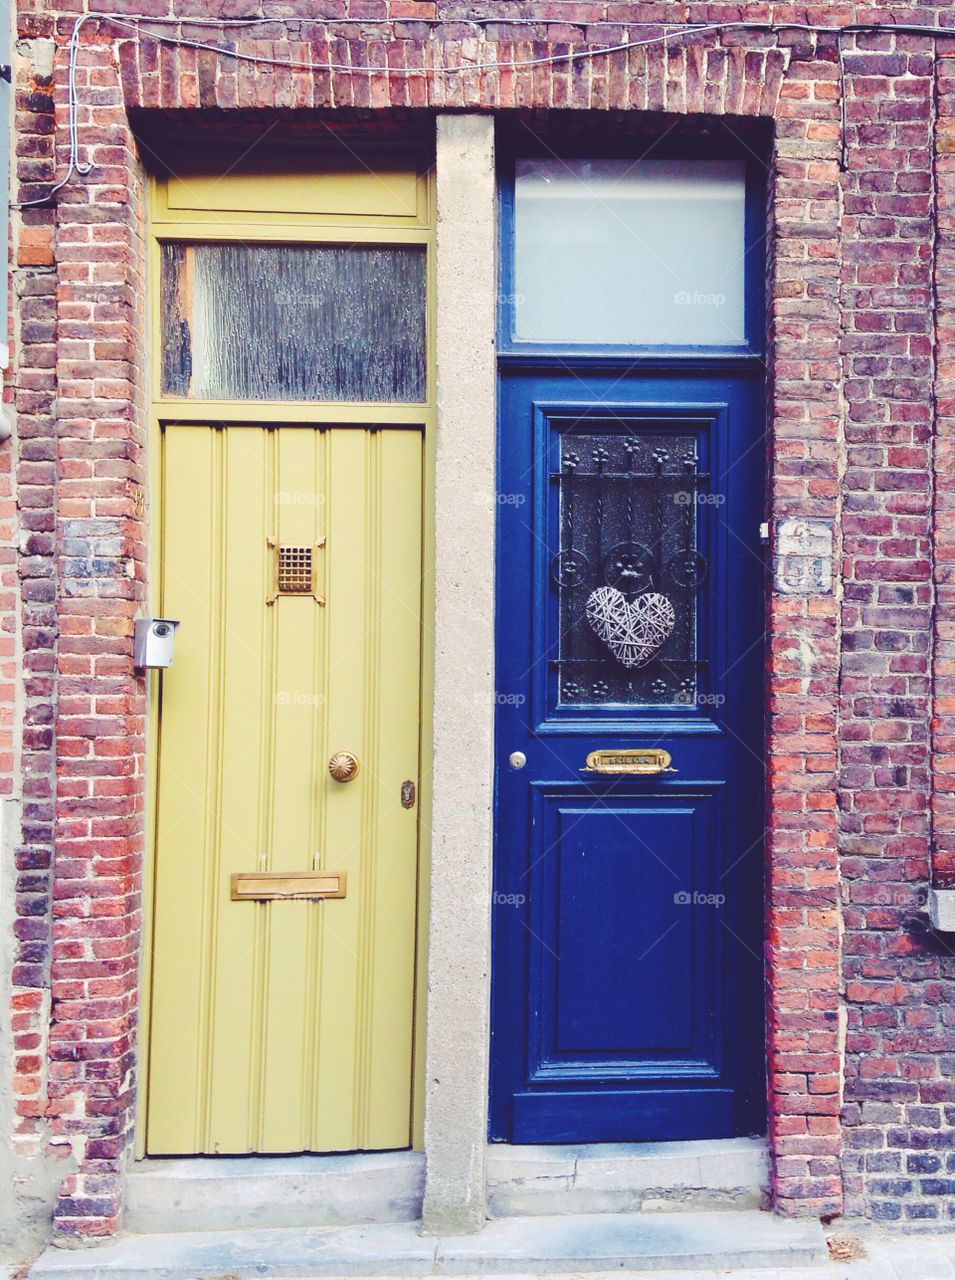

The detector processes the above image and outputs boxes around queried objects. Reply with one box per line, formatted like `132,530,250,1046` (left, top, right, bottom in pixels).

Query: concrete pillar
421,113,497,1236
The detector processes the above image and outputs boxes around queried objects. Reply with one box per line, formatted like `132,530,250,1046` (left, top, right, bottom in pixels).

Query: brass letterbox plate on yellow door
582,749,676,776
230,871,346,901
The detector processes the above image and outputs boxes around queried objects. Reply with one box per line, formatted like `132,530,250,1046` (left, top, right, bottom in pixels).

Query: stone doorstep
28,1211,828,1278
487,1138,770,1216
124,1151,426,1234
123,1140,768,1236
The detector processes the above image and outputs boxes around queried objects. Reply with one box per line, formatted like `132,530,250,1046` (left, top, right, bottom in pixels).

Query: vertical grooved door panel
147,424,423,1154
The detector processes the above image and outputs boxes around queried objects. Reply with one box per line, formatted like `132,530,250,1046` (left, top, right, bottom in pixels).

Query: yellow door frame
138,140,436,1158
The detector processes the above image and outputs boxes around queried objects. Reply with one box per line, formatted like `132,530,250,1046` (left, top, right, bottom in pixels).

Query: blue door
491,370,766,1142
490,148,767,1144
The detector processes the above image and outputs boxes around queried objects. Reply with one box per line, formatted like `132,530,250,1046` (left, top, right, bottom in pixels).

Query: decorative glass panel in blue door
552,422,705,708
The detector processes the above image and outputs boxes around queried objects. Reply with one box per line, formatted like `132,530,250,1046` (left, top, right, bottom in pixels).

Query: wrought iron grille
551,425,709,708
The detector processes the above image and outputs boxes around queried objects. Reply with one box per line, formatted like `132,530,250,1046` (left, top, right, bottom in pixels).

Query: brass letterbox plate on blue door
582,749,676,776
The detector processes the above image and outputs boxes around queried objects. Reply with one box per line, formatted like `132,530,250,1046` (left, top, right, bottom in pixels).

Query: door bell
134,617,180,670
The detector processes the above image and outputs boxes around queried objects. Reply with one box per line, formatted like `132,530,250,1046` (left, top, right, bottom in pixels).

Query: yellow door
146,423,423,1154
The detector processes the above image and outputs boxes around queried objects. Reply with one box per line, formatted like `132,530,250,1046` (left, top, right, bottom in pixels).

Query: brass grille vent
278,545,313,594
267,538,326,605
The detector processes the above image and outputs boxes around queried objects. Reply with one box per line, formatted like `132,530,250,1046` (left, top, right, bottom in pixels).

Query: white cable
11,13,955,208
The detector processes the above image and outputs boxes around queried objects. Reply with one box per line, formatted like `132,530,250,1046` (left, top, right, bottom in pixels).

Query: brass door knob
328,751,360,783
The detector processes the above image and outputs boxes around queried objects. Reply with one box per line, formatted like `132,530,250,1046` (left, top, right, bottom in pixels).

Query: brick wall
46,118,148,1238
838,33,943,1224
9,7,149,1242
7,0,955,1243
8,3,60,1205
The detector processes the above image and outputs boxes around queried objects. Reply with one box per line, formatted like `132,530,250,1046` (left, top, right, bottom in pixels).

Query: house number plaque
774,518,834,596
582,748,676,776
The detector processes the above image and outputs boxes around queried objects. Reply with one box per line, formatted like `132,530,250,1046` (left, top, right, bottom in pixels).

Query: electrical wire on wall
12,10,955,207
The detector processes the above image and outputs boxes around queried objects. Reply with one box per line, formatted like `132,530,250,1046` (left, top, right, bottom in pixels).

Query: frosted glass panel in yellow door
146,424,423,1154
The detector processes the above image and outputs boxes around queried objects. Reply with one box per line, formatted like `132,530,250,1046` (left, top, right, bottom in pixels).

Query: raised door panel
528,785,722,1080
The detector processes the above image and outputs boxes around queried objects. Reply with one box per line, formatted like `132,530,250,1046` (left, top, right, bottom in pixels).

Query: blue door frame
490,145,768,1145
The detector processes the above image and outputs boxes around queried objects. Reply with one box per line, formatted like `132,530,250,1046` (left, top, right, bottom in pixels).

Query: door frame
490,133,770,1144
137,139,437,1158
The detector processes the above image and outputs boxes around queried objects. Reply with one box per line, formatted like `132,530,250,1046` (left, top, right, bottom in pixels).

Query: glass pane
553,425,706,708
514,158,747,346
160,242,426,402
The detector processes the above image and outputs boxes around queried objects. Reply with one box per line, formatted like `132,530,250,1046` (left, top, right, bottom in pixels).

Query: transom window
510,157,748,348
160,241,427,403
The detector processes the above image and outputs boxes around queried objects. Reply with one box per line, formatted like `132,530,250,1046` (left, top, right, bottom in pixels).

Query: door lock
508,751,527,770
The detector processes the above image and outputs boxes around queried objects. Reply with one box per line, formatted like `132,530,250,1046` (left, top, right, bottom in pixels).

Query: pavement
9,1225,955,1280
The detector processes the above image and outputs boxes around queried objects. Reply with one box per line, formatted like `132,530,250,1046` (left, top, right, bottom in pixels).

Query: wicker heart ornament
586,586,676,669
